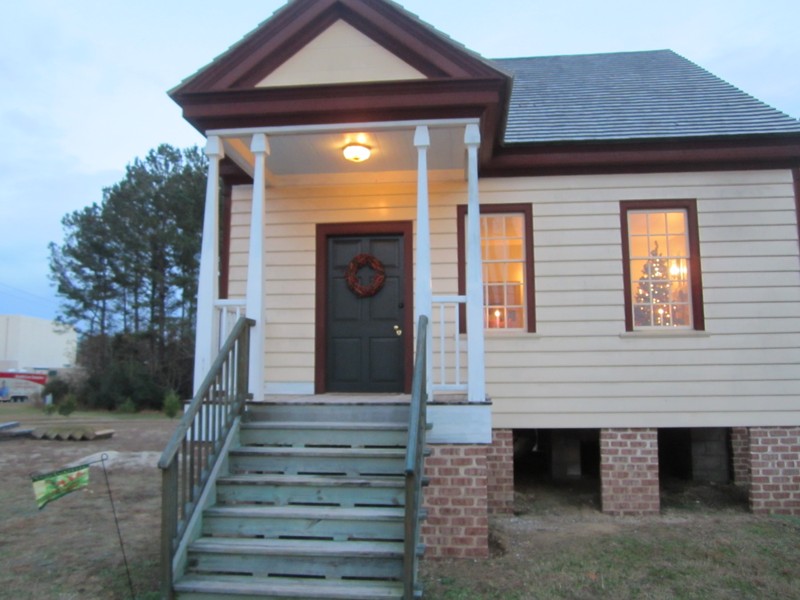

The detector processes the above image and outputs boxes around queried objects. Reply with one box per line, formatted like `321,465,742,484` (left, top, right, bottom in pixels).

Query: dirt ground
0,408,174,599
2,408,799,600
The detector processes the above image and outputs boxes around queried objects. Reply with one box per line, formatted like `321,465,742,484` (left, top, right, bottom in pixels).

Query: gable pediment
256,19,427,88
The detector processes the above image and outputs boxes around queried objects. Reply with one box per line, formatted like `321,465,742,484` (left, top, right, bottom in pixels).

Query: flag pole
99,453,135,599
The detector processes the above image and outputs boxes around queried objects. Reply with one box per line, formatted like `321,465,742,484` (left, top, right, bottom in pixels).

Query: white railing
431,295,468,392
214,299,246,351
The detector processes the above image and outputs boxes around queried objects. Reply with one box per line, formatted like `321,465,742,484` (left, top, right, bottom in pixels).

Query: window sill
619,329,711,339
484,330,540,339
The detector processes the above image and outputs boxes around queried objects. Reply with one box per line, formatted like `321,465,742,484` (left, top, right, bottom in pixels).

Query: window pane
485,239,507,261
507,239,524,260
485,215,504,237
628,213,647,233
486,285,504,305
629,236,650,258
505,216,523,238
666,211,686,234
484,263,506,283
506,284,524,305
648,212,667,234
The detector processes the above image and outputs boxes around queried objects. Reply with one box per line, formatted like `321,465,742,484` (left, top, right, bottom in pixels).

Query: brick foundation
748,427,800,515
600,428,660,516
487,429,514,515
730,427,751,488
422,445,489,558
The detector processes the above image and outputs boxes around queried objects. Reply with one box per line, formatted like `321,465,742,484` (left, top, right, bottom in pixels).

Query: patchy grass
422,484,800,600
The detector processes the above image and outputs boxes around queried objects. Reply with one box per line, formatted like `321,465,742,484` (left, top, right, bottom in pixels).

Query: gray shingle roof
493,50,800,144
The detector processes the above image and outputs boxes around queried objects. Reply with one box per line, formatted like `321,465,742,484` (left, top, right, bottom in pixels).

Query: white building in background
0,315,77,372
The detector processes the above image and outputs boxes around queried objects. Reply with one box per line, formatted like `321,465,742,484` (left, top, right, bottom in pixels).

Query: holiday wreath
345,253,386,298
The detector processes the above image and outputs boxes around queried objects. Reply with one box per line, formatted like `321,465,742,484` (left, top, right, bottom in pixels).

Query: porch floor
257,392,467,404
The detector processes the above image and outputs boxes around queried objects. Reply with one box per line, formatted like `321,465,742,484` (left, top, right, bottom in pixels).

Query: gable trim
173,0,508,95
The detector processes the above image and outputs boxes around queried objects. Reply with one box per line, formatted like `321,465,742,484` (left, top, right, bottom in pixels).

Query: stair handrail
404,315,429,600
158,316,254,599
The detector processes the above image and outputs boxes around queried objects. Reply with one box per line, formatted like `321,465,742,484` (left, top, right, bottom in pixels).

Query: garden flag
31,464,90,509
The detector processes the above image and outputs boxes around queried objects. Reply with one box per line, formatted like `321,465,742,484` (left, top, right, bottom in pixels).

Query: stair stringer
171,416,241,582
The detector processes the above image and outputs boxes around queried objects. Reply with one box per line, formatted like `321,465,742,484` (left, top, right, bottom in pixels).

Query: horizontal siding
228,169,800,427
480,169,800,428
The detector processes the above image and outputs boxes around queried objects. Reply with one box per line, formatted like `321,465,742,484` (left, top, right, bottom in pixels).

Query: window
620,200,704,331
457,204,535,332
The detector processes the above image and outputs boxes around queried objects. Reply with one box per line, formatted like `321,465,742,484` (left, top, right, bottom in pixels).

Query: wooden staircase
172,402,426,600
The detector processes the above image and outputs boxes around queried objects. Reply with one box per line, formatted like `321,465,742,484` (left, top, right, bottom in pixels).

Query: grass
422,516,800,599
0,403,171,422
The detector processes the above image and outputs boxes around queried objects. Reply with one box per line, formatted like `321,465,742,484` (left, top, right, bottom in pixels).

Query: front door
317,223,412,393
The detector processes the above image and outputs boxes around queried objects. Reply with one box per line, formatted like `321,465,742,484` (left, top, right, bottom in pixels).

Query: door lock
393,325,403,337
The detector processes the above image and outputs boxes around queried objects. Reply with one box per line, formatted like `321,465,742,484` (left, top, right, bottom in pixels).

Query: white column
247,134,270,402
465,124,486,403
193,136,224,395
414,126,433,397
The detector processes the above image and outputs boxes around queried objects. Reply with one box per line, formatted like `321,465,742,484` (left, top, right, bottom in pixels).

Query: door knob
393,325,403,337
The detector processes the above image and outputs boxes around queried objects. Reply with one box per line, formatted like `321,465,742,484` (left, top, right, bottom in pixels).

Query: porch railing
158,316,253,599
214,299,246,351
432,295,467,393
404,315,429,600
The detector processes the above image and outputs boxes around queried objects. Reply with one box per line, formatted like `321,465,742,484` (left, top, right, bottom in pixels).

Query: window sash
457,204,535,333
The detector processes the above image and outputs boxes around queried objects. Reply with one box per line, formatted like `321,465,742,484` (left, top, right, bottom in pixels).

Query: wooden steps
175,575,405,600
173,401,425,600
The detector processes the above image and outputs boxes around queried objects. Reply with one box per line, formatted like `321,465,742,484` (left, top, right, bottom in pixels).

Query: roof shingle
493,50,800,144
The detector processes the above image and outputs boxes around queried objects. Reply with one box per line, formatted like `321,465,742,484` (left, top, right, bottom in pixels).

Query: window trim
620,199,705,332
457,203,536,333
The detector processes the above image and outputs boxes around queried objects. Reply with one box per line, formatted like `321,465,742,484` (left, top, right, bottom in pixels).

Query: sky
1,0,798,321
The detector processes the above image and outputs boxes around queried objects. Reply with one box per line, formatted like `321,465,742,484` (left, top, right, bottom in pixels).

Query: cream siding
256,20,426,88
229,169,800,428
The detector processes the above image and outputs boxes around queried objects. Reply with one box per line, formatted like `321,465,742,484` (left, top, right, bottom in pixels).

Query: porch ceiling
215,121,472,184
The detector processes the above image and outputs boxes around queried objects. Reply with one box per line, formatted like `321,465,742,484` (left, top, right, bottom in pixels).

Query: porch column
414,126,433,396
193,136,224,394
247,134,269,402
465,124,486,403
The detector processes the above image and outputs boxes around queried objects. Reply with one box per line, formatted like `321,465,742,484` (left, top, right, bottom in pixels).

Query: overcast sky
1,0,798,320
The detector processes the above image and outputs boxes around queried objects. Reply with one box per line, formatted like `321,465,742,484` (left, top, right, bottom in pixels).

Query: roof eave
483,132,800,177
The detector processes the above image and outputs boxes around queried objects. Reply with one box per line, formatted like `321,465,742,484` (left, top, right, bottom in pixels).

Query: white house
165,0,800,590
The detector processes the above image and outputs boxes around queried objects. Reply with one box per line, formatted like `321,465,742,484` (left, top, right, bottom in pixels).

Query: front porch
193,119,489,407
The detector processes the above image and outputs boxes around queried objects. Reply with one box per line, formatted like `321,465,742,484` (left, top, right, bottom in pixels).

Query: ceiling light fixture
343,143,372,163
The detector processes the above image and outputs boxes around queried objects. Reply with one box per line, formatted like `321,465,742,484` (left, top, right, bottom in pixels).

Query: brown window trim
793,168,800,254
457,203,536,333
620,199,705,332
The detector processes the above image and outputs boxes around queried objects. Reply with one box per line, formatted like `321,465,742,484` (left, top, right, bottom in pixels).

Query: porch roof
212,119,478,183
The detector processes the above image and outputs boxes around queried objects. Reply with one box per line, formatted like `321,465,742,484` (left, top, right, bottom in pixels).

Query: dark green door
326,235,406,393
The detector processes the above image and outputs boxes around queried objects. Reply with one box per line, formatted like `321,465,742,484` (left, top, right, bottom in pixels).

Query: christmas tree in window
634,241,689,327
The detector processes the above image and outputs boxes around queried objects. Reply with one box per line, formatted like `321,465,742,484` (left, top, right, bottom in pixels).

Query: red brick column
487,429,514,515
600,428,660,516
749,427,800,515
422,445,489,558
730,427,751,488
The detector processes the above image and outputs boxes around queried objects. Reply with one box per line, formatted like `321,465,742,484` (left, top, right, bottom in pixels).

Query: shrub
43,378,70,403
117,397,137,414
163,390,182,418
57,394,77,416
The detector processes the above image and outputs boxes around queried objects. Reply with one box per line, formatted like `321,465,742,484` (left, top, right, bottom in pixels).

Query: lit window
621,200,704,331
458,204,535,332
